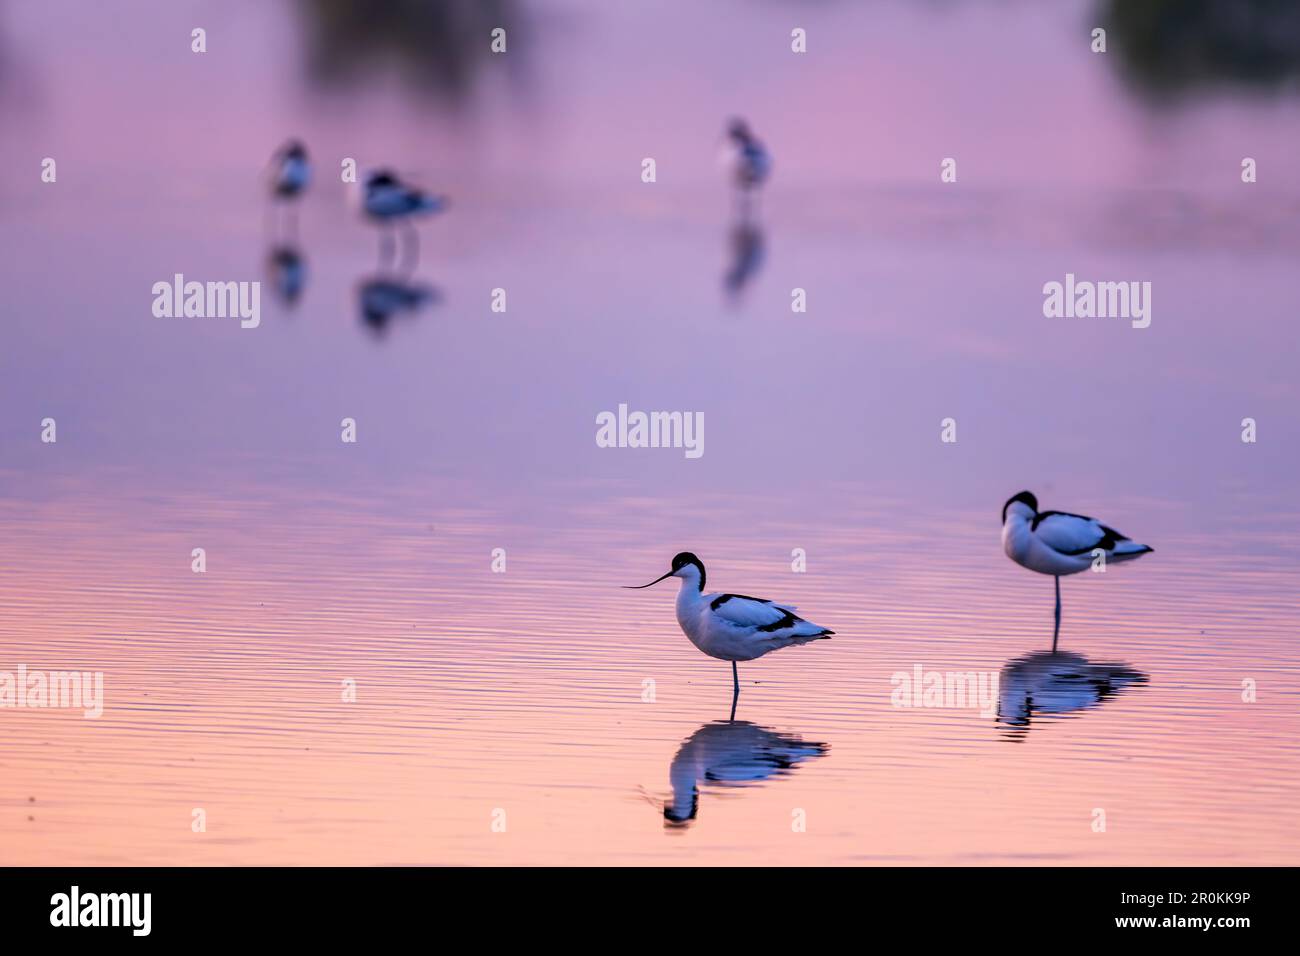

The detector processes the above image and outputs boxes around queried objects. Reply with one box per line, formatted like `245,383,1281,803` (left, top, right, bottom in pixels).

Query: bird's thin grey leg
734,189,755,223
1052,576,1061,652
730,661,740,721
398,222,420,276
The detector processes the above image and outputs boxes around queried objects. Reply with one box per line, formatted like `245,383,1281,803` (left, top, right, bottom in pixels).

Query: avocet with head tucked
363,170,447,223
270,140,310,200
724,119,771,194
1001,491,1153,649
626,553,833,716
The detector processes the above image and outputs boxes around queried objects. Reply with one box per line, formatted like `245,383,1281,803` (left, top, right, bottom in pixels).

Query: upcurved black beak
623,569,674,589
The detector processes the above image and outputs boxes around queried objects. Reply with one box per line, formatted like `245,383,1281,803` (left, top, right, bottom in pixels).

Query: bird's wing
708,593,800,629
745,142,771,175
1032,511,1129,556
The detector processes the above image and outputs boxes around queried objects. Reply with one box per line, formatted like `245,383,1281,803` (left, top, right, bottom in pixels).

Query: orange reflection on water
2,484,1296,865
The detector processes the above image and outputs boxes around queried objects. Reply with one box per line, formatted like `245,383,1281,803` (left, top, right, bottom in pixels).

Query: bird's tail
791,621,834,642
417,194,448,214
1110,541,1153,563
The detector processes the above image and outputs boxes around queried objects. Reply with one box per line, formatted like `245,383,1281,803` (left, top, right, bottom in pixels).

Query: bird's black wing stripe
756,611,803,633
1031,510,1095,531
710,593,772,610
1071,528,1133,556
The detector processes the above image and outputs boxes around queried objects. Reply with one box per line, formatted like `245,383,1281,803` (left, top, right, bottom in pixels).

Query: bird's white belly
1003,525,1091,576
676,604,766,662
281,158,308,190
366,187,415,218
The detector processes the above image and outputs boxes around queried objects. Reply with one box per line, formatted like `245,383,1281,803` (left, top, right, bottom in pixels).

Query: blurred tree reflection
1101,0,1300,100
296,0,521,99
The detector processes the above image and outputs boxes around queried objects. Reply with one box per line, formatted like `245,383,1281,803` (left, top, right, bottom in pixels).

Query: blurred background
0,0,1297,507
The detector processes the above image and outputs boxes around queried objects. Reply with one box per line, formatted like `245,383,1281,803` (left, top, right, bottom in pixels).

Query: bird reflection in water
724,216,765,301
357,274,438,336
264,139,311,309
721,117,770,302
266,245,308,307
651,720,827,828
997,650,1146,740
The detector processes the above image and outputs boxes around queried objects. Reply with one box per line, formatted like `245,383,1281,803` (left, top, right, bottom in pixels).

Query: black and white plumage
270,140,310,199
363,170,447,223
725,119,771,192
626,552,832,715
1001,491,1153,647
1002,491,1152,575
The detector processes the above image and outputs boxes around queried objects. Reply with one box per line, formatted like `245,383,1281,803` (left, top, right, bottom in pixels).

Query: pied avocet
362,170,447,270
363,170,447,223
1001,491,1153,648
725,119,771,194
626,552,833,716
270,140,310,199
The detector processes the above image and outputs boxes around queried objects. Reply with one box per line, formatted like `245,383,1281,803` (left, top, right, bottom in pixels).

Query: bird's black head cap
1002,490,1038,523
727,118,752,141
671,552,704,590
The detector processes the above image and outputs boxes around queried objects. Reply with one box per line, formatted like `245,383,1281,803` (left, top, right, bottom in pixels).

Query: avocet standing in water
362,170,447,270
626,552,833,716
1001,491,1153,649
266,140,310,246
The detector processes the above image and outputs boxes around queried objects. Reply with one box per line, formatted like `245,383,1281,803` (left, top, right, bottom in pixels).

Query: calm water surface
1,0,1298,864
1,483,1297,864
